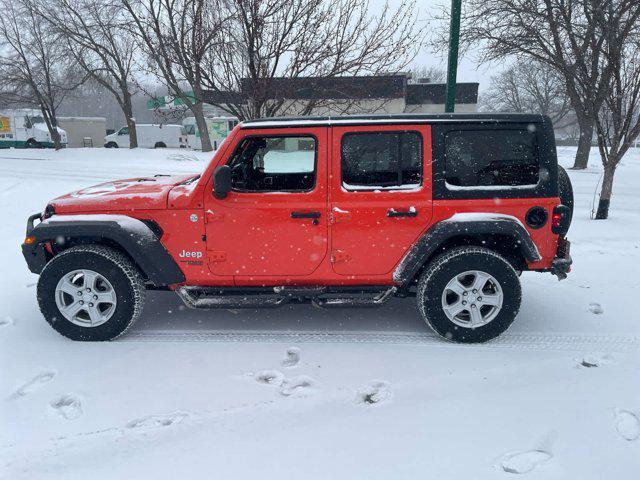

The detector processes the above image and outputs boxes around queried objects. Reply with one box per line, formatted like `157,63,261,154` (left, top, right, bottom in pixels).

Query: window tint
445,130,539,188
118,127,129,135
227,136,316,192
341,132,422,190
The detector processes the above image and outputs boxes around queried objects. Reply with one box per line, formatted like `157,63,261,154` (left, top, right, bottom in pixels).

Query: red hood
50,174,197,213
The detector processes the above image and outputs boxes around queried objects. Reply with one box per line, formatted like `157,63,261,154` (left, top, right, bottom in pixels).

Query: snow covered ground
1,146,639,479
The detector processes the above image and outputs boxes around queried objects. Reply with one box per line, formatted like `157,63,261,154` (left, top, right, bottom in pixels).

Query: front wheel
417,247,521,343
37,245,145,341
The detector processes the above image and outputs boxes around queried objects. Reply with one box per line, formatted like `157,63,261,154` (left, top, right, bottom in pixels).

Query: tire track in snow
121,330,640,352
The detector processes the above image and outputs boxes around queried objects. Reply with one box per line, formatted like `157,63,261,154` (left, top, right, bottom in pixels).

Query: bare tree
120,0,225,152
38,0,141,147
593,36,640,219
409,65,446,83
203,0,424,120
0,0,82,149
481,59,572,125
443,0,640,170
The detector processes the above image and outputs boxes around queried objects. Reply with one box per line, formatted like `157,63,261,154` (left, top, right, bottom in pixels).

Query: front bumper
551,238,572,280
22,212,48,274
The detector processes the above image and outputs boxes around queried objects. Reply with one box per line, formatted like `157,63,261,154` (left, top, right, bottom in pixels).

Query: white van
182,116,238,150
0,109,67,148
104,124,188,149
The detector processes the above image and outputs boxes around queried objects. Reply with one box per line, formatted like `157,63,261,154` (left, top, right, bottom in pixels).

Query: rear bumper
551,238,572,280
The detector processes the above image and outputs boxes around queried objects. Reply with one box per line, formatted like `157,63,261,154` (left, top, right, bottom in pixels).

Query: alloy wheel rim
54,269,117,327
440,270,503,328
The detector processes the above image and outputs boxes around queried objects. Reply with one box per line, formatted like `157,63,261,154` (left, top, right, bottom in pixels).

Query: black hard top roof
241,113,548,128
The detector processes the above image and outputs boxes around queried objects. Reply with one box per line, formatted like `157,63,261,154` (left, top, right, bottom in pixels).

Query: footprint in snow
281,347,301,368
126,412,189,429
499,449,553,474
579,353,613,368
614,409,640,441
11,370,56,398
50,394,83,420
280,375,316,397
357,381,392,406
254,370,286,387
588,303,604,314
0,316,13,327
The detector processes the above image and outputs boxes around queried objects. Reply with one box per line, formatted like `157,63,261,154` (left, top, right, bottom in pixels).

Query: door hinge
208,251,227,262
331,250,351,263
205,210,224,223
331,207,351,224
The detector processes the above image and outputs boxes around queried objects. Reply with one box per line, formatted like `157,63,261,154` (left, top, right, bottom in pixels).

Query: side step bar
176,285,397,310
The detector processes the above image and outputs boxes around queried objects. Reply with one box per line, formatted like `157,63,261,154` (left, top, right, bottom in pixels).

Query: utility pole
444,0,462,113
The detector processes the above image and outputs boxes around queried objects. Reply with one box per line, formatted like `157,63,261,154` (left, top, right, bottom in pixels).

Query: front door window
228,136,317,192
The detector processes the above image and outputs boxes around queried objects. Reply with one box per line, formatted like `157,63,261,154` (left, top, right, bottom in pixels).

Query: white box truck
104,124,188,149
182,116,238,150
0,109,68,148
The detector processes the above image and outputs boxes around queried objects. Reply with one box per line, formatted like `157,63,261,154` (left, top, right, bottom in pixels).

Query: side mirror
213,165,232,199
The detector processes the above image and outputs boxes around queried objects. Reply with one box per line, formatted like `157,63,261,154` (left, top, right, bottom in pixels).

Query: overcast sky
369,0,501,90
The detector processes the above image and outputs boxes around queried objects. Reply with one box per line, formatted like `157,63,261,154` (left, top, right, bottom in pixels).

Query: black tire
105,142,118,148
154,142,166,148
558,165,574,226
417,246,521,343
25,138,39,148
37,245,145,341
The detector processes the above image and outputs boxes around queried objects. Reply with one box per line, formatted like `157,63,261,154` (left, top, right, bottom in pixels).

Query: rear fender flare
393,214,541,285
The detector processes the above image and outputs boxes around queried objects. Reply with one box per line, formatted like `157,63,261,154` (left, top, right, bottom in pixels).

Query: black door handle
291,211,321,225
387,208,418,218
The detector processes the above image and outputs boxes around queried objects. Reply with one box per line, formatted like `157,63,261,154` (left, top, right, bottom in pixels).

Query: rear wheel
154,142,166,148
105,141,118,148
25,138,39,148
417,247,521,343
37,245,145,341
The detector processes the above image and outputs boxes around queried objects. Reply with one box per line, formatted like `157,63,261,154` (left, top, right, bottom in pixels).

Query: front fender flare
22,214,185,287
393,214,541,285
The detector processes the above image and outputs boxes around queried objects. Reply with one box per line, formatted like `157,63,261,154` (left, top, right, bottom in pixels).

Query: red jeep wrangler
22,114,573,343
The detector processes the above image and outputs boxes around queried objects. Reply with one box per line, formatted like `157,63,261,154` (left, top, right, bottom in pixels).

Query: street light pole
444,0,462,113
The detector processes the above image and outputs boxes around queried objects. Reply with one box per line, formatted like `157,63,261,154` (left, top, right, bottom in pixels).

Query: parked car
22,113,573,343
182,116,239,150
0,109,67,148
104,124,188,149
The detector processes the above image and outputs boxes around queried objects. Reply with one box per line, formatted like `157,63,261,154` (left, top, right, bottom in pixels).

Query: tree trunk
572,118,594,170
51,128,63,150
595,164,616,219
123,94,138,148
40,107,63,150
192,101,212,152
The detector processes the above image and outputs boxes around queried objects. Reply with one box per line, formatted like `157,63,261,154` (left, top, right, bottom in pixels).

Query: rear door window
444,129,539,188
341,132,422,190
